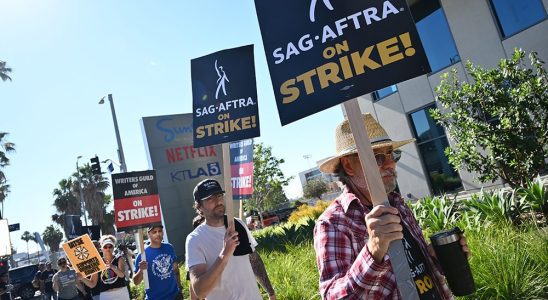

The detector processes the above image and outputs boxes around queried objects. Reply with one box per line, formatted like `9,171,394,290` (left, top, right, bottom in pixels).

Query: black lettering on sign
67,239,84,249
76,257,101,276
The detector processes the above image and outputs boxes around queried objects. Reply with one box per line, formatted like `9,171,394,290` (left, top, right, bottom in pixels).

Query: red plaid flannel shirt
313,186,454,300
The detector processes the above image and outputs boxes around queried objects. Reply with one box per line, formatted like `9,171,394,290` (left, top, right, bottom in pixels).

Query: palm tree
72,164,109,226
0,61,12,82
21,231,34,263
43,225,63,263
101,195,116,235
42,225,63,252
0,132,15,216
52,178,81,237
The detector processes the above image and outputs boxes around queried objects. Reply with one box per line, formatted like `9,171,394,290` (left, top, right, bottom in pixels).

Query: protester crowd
2,115,473,300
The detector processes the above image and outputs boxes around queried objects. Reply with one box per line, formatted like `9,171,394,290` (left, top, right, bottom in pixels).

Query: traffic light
0,258,8,274
90,156,102,175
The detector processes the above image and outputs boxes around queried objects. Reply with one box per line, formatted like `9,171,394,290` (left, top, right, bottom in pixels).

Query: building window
409,104,462,195
490,0,547,38
372,85,398,101
410,0,460,73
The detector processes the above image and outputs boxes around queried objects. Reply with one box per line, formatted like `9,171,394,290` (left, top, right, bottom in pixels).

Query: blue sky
0,1,344,253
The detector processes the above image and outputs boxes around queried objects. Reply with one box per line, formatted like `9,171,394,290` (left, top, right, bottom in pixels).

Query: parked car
8,264,38,300
247,212,280,230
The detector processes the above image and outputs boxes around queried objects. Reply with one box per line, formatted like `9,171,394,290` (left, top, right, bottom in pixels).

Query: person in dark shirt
40,262,57,300
34,263,44,297
0,272,13,300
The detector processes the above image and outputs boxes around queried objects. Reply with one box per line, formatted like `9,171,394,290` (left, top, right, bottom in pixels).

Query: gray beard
352,169,397,194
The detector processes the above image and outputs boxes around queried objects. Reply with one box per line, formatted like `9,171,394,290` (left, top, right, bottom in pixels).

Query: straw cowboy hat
319,113,415,174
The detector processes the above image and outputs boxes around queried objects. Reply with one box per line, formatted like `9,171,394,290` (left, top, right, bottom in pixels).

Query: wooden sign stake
343,99,419,300
222,143,235,229
137,229,150,289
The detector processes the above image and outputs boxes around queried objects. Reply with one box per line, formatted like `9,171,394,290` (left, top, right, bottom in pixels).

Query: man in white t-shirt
185,179,276,300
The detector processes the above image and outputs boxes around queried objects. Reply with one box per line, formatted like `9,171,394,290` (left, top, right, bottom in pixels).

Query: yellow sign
62,234,106,276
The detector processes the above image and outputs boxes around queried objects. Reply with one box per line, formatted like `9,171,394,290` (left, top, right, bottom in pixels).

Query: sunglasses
374,149,401,166
103,244,114,249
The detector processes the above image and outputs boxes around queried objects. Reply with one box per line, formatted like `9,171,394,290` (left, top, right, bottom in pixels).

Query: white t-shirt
185,218,261,300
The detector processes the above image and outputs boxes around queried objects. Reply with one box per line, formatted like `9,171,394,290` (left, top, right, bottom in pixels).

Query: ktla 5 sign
254,0,430,125
112,170,162,232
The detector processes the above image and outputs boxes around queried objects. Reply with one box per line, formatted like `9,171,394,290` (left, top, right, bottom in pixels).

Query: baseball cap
147,223,164,232
193,179,225,202
100,238,115,247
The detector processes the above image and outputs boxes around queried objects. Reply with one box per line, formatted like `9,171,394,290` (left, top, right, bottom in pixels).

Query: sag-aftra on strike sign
254,0,430,125
112,170,162,232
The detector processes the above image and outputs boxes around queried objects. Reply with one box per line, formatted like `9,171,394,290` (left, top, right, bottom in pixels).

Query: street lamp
101,158,121,173
76,156,89,226
303,154,312,169
99,94,127,173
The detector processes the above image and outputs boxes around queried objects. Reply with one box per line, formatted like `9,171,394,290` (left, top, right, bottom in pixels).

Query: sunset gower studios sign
254,0,431,125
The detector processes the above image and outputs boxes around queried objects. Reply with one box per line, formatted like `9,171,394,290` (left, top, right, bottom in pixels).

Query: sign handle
222,143,235,229
343,99,419,300
138,229,150,289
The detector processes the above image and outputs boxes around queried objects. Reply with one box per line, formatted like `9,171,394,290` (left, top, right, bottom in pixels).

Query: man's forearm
192,255,229,298
173,263,181,288
133,269,143,285
249,252,275,296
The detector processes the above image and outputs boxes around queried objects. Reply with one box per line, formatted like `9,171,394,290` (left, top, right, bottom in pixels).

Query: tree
100,195,116,235
72,164,110,226
42,225,63,252
0,132,15,216
248,143,292,225
0,61,12,82
52,166,114,237
21,231,34,263
303,178,328,200
432,49,547,188
52,178,81,238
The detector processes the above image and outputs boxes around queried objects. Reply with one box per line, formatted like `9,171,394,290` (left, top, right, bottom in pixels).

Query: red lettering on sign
166,146,217,163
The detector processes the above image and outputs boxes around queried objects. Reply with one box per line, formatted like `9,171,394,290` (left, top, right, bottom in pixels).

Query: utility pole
76,156,89,226
99,94,127,173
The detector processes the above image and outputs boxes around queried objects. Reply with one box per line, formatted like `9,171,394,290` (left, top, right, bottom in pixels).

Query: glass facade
372,85,398,101
490,0,547,37
410,0,460,73
410,105,462,194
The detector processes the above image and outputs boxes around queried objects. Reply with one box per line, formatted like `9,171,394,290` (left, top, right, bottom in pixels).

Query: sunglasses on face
103,244,114,249
374,149,401,166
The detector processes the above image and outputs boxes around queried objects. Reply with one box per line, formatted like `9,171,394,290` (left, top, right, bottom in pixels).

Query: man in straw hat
313,113,470,299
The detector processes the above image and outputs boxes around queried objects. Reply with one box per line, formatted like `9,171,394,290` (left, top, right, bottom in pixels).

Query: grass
258,242,320,300
458,223,548,300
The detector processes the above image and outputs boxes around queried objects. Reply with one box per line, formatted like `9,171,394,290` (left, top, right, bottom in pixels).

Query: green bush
288,200,331,223
253,217,316,252
517,176,548,223
408,195,460,232
462,189,525,225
